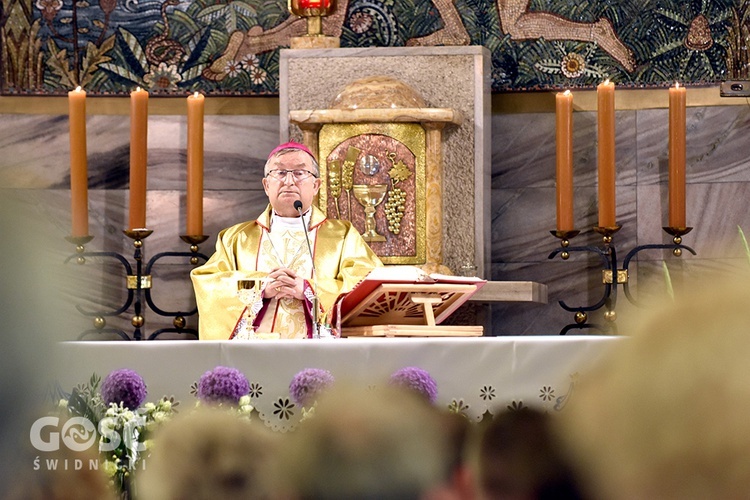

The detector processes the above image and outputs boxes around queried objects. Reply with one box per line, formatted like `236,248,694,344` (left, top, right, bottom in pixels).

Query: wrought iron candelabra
65,230,209,340
548,225,696,335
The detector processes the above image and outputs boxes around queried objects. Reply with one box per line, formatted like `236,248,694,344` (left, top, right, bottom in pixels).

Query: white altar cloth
55,336,622,432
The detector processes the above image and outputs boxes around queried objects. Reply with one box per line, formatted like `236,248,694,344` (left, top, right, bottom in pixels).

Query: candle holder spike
550,229,581,241
124,228,154,241
65,235,95,264
549,226,696,335
65,235,94,245
180,234,209,245
180,235,209,265
67,230,210,341
593,225,622,238
551,230,580,260
663,226,693,238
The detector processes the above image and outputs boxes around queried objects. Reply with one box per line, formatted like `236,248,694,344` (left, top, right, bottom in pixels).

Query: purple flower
101,369,148,409
389,367,438,404
289,368,335,407
197,366,250,405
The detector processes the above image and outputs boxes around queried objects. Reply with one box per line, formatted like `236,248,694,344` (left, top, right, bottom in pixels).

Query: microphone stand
295,201,323,339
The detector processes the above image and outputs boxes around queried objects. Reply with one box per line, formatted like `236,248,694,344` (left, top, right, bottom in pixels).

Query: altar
55,336,621,432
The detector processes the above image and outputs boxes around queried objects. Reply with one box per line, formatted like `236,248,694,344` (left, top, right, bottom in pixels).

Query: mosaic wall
3,0,749,95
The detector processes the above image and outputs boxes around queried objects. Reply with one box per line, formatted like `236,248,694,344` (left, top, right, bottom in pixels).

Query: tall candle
186,92,205,236
129,87,149,230
597,80,616,228
668,82,687,228
555,90,574,232
68,86,89,237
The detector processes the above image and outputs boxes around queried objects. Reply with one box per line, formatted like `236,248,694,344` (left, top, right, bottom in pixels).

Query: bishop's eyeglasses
266,169,319,182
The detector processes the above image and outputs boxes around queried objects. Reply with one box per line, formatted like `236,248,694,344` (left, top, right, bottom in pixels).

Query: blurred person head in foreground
555,275,750,500
136,407,279,500
270,383,456,499
476,408,586,500
0,193,70,495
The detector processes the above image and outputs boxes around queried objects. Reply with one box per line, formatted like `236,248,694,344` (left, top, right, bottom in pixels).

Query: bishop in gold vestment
191,142,382,340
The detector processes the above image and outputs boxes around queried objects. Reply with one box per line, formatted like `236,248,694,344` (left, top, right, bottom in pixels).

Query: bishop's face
262,150,321,218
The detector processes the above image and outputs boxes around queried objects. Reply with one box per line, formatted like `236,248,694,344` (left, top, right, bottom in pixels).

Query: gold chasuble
191,205,382,340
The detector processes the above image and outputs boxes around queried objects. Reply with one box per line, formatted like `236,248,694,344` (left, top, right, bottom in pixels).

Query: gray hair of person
137,406,280,500
268,383,451,499
264,146,320,177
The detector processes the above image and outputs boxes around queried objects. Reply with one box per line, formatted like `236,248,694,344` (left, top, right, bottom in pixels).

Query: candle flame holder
65,231,209,340
548,226,696,335
288,0,340,48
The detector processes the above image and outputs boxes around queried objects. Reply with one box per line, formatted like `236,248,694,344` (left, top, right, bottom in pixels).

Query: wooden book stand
335,273,486,337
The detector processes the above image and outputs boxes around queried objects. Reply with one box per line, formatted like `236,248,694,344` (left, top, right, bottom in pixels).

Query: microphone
294,201,316,276
295,200,322,338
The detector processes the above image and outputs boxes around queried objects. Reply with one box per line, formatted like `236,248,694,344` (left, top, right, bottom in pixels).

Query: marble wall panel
27,189,270,257
492,186,638,265
637,183,750,260
492,110,638,190
0,114,278,190
636,106,750,186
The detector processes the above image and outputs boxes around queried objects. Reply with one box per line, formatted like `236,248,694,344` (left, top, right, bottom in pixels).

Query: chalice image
353,184,388,242
236,279,265,340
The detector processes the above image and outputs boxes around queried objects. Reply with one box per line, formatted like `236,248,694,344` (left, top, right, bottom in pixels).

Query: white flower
240,54,259,70
57,399,68,409
300,405,316,422
121,410,136,422
102,459,119,477
250,66,267,85
99,416,118,432
561,52,586,78
143,402,156,412
143,62,182,90
224,60,242,78
158,400,172,412
238,394,254,415
152,411,169,423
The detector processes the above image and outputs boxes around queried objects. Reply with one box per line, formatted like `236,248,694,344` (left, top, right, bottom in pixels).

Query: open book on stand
332,266,487,337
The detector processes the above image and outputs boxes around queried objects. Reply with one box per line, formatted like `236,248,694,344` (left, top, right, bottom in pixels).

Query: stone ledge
469,281,548,304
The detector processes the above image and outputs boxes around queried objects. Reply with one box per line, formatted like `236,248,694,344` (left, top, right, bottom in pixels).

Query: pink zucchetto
267,141,315,160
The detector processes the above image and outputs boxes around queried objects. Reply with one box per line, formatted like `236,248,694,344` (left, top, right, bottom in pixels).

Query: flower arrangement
196,366,251,405
101,368,148,410
98,397,176,490
57,370,178,497
389,366,438,404
289,368,335,409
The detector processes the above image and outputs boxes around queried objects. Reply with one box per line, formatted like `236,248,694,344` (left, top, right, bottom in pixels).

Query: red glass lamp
289,0,338,45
